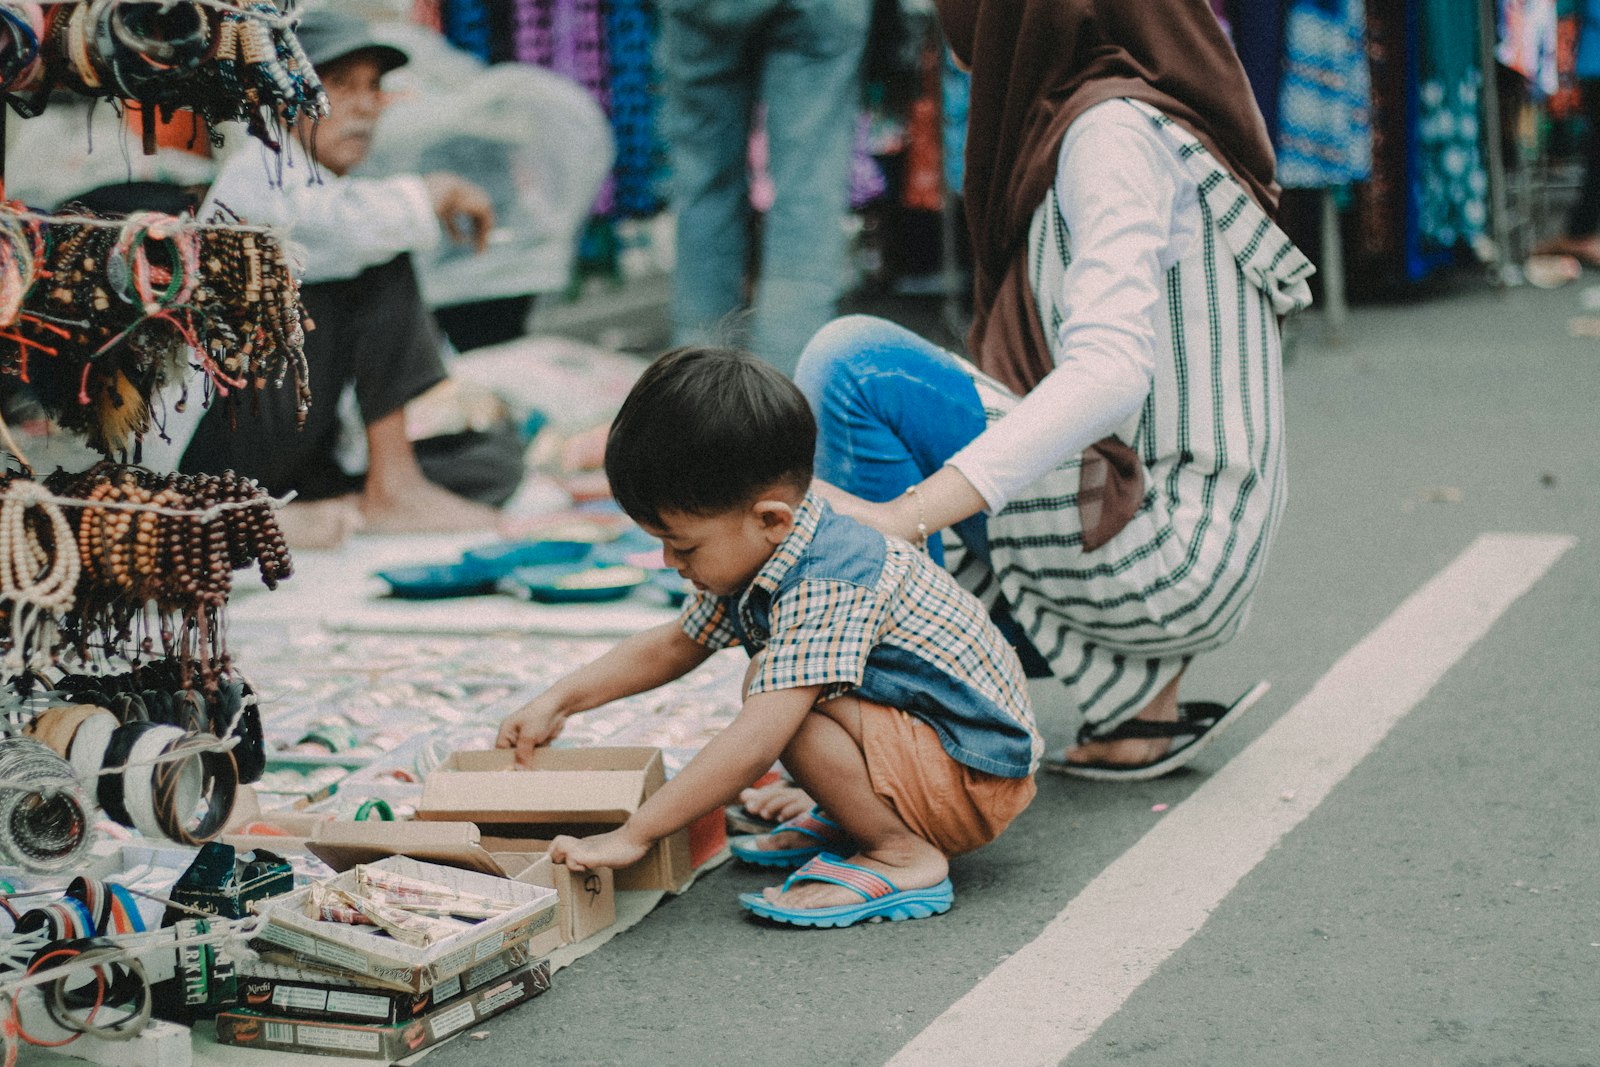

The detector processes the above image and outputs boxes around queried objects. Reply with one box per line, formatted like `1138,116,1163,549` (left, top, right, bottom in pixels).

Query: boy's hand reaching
549,828,650,872
496,695,566,764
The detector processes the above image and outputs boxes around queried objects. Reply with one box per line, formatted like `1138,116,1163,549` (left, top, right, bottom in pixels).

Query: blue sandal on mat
728,808,852,869
739,853,955,928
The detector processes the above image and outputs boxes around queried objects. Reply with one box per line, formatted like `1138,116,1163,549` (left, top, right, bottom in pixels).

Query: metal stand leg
1480,0,1519,285
1320,188,1347,346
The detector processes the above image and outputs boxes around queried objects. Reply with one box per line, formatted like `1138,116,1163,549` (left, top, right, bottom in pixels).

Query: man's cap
293,10,408,74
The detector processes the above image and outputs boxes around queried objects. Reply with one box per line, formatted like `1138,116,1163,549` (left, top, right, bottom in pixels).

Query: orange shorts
858,701,1036,857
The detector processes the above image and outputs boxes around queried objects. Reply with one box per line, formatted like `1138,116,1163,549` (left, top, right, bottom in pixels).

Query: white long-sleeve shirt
200,148,441,284
140,153,444,473
948,100,1201,513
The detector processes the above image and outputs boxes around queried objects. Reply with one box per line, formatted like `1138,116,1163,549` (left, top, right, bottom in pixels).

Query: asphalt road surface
427,278,1599,1067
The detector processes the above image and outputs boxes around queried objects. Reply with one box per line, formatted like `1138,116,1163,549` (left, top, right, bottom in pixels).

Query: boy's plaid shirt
680,492,1041,778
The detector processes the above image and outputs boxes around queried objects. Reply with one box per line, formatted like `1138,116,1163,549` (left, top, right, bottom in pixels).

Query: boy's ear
751,499,797,544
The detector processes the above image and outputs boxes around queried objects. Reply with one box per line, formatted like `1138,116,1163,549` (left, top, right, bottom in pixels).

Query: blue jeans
796,316,1051,676
659,0,869,374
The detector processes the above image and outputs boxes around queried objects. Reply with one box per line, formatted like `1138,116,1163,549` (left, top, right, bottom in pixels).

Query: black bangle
154,741,237,846
97,721,160,828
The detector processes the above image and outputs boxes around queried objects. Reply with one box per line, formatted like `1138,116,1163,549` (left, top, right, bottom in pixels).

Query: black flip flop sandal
1044,681,1270,781
725,803,780,836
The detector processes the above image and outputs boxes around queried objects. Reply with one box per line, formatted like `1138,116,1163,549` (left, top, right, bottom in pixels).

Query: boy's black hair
605,347,816,528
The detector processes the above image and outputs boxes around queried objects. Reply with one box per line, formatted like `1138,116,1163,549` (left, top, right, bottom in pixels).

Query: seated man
168,11,506,546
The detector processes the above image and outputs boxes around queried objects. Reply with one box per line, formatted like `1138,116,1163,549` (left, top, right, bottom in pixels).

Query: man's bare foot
761,840,947,910
739,780,813,825
359,479,498,534
277,497,363,550
1063,670,1183,768
1534,233,1600,267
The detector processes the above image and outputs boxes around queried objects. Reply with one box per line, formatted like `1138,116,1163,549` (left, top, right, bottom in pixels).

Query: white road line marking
888,533,1576,1067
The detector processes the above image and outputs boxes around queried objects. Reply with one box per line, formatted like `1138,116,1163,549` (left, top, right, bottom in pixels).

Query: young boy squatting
495,348,1041,927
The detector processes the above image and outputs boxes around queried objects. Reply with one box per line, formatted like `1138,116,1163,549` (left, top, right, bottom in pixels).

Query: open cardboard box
414,747,697,892
221,785,335,856
306,819,614,953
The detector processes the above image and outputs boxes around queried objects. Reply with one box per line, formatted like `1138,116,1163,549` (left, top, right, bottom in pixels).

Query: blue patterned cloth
942,52,969,197
1415,0,1488,256
603,0,667,217
1276,0,1374,187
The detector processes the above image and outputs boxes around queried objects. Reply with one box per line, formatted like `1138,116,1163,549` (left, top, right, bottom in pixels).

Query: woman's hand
814,480,920,543
816,468,989,549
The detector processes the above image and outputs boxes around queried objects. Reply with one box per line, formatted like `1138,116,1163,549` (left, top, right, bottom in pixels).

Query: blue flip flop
729,808,852,869
739,853,954,928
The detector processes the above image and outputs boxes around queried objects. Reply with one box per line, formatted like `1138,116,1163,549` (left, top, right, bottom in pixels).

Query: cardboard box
688,806,728,870
415,747,693,892
307,820,615,949
251,857,558,992
236,941,532,1025
216,959,550,1060
221,786,335,856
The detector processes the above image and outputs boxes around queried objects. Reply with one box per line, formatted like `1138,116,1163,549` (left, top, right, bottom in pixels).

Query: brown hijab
936,0,1278,549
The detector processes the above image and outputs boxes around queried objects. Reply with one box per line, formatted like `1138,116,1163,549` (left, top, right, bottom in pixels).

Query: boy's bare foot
739,780,813,825
1062,670,1182,768
359,478,498,534
760,840,947,910
277,497,364,550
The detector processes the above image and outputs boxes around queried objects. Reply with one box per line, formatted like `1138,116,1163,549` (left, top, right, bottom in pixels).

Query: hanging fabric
942,51,969,198
1549,3,1585,119
1354,0,1407,264
902,38,944,212
513,0,615,214
1228,0,1288,139
443,0,493,62
1415,0,1489,262
602,0,665,217
1277,0,1374,187
1497,0,1561,97
412,0,445,35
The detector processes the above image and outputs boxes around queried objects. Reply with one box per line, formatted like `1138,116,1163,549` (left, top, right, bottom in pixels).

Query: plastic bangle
157,747,237,846
97,722,159,827
354,798,394,822
43,939,149,1042
25,705,105,761
107,885,144,934
122,725,185,840
65,710,117,785
17,946,103,1047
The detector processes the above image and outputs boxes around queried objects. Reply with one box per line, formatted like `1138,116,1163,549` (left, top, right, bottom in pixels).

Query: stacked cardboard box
413,745,727,891
222,856,560,1061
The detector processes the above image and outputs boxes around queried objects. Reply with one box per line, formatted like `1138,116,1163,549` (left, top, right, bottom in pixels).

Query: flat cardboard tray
251,856,558,992
307,819,615,949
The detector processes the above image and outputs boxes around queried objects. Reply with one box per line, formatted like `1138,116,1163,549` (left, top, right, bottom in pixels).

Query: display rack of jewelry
0,5,323,1060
